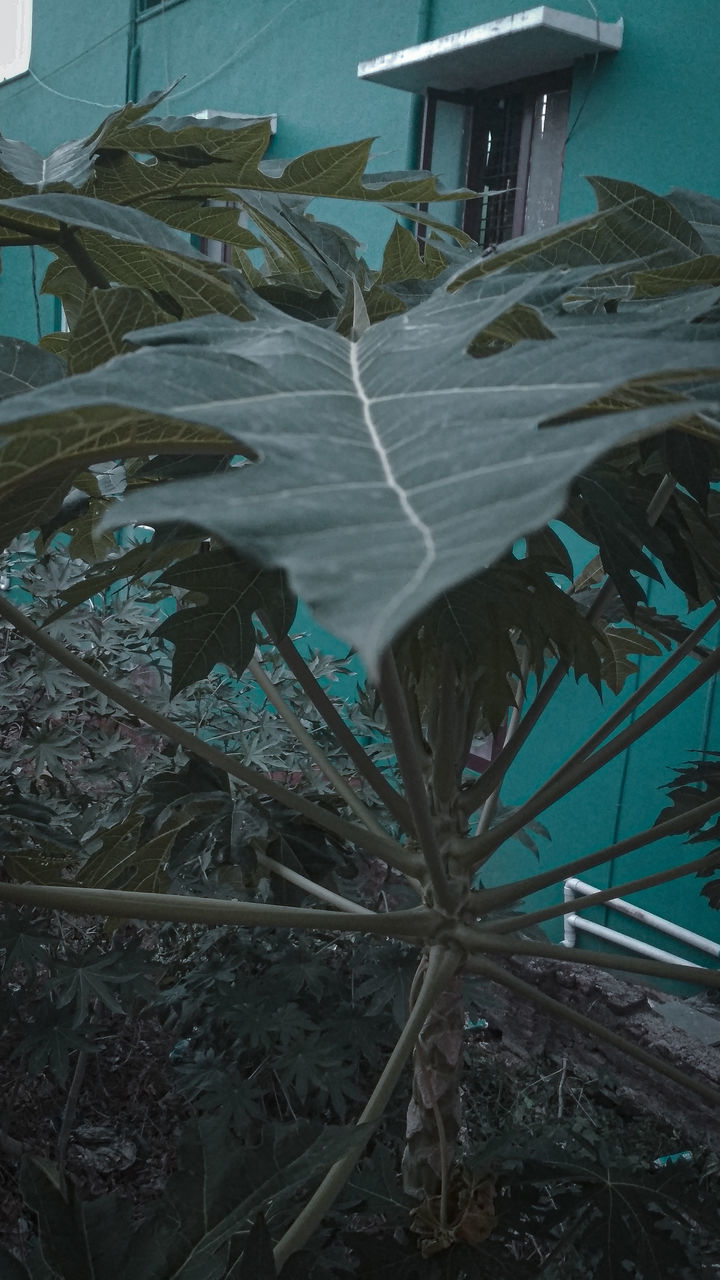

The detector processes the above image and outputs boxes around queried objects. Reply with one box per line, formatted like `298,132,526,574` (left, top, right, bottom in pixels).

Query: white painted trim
193,108,277,135
358,7,623,95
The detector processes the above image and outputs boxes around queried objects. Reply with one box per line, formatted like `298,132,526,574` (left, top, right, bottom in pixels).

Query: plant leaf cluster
3,92,720,1275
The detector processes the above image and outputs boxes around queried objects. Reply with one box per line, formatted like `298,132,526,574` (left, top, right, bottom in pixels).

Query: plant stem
0,880,438,939
472,672,525,838
378,650,456,913
460,662,566,817
57,1049,89,1171
58,227,111,290
248,656,388,839
469,793,720,916
465,640,720,866
489,601,720,838
266,625,412,830
458,928,720,988
467,955,720,1109
0,213,61,241
272,945,459,1271
255,849,374,915
429,649,463,811
484,852,718,935
0,594,418,877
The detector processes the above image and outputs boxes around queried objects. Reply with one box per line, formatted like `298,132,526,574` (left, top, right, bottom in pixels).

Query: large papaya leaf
447,178,707,291
0,269,717,674
0,97,472,219
634,255,720,298
0,405,235,550
41,254,89,327
667,188,720,254
0,192,210,257
128,1118,371,1280
18,1156,132,1280
132,196,262,250
93,127,472,207
71,236,254,322
67,287,170,374
0,336,64,400
0,89,171,194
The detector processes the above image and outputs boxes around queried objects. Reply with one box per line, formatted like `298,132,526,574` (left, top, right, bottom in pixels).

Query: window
358,7,624,248
420,72,570,249
0,0,32,85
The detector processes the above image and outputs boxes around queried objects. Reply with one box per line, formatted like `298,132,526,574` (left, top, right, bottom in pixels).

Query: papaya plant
1,89,720,1272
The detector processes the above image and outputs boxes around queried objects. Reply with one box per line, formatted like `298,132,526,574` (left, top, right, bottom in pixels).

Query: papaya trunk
402,958,464,1201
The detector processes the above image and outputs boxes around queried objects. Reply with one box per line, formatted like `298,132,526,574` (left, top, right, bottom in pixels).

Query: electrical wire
2,0,302,118
565,0,602,144
28,68,122,111
0,19,131,108
166,0,304,103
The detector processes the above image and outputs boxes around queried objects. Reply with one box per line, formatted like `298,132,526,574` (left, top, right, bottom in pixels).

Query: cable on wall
166,0,304,104
28,68,122,110
565,0,602,144
0,20,131,107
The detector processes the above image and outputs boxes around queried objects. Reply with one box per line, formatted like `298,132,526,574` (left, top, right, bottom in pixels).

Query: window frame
418,68,571,248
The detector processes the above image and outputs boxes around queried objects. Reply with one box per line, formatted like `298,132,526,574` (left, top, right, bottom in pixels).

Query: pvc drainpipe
564,914,701,968
564,876,720,960
406,0,434,171
126,0,141,104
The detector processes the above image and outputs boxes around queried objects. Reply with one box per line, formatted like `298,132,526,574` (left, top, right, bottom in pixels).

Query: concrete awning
357,6,624,95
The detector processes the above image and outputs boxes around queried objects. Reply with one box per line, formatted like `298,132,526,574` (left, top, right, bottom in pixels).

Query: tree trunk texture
402,962,464,1200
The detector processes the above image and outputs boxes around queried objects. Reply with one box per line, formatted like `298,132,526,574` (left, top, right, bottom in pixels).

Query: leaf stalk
272,944,460,1270
378,650,456,913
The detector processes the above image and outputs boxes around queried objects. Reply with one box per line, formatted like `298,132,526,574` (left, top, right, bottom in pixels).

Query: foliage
3,914,719,1278
3,1115,368,1280
1,90,720,1275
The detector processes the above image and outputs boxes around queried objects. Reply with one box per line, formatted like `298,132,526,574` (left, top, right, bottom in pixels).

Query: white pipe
564,913,701,968
564,877,720,959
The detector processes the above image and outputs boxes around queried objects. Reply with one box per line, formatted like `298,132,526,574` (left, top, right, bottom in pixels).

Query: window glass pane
523,88,570,236
0,0,32,85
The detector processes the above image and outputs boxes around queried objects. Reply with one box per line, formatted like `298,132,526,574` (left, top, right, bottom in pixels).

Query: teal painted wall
1,0,719,956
